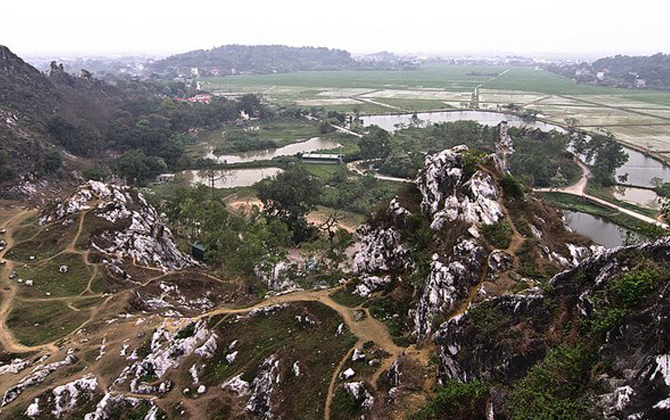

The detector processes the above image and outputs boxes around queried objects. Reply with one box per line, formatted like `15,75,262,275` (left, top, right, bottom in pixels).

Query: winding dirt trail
1,207,431,419
199,288,429,419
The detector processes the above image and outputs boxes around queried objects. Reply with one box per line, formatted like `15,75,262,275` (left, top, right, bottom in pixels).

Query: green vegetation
163,185,291,277
485,67,637,95
257,165,322,243
5,221,75,262
204,65,510,91
467,301,513,342
7,300,89,346
411,380,489,420
330,386,365,420
317,172,401,215
329,287,367,308
15,252,91,298
501,174,525,199
509,133,581,188
481,219,512,249
366,295,412,347
541,191,663,239
202,119,320,155
610,266,662,309
202,303,356,420
506,344,598,420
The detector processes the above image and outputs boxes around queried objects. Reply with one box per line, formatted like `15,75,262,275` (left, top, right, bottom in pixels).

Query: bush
506,345,597,420
411,380,489,420
609,267,661,308
501,175,525,199
481,219,512,249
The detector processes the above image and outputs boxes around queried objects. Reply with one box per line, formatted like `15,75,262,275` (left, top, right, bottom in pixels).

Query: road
346,159,415,184
534,159,669,229
304,115,363,138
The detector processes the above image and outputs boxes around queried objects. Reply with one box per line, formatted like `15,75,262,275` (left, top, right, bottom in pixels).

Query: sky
2,0,670,59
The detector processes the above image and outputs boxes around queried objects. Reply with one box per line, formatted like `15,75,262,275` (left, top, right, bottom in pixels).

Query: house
156,173,175,183
176,94,213,105
301,153,343,164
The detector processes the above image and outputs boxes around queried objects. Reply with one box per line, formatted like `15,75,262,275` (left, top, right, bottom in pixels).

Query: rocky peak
354,145,600,340
415,145,503,230
40,181,195,270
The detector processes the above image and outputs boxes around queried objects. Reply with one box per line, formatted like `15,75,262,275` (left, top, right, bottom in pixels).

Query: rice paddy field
203,65,670,158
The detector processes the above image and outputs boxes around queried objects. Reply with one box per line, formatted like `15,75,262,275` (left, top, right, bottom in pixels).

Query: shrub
506,344,597,420
481,219,512,249
609,266,660,308
501,174,525,199
411,380,489,420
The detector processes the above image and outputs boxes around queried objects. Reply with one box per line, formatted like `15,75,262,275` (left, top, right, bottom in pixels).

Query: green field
204,65,512,91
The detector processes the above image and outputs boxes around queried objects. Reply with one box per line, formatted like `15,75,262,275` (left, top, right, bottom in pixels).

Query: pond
611,186,660,209
562,210,629,248
180,167,283,188
205,137,341,164
616,147,670,187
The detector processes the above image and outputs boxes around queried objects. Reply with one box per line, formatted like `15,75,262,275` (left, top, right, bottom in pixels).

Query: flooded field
361,110,564,133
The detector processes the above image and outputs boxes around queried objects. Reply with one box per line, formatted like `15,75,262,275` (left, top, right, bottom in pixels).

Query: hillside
0,45,126,199
547,53,670,90
150,44,358,76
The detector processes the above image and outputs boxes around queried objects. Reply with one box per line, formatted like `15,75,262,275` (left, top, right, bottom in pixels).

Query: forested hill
149,44,358,76
0,44,265,200
592,53,670,89
547,52,670,90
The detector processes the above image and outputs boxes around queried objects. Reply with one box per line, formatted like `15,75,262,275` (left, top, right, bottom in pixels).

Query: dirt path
199,287,429,419
1,208,428,418
346,159,415,184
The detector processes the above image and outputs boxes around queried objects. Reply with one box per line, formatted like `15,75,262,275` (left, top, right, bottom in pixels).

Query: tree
41,151,62,174
256,166,322,243
327,111,346,125
198,159,230,199
113,150,166,185
662,198,670,222
238,94,263,116
359,126,391,160
308,212,356,270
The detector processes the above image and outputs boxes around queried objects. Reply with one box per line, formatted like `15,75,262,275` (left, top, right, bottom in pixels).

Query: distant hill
592,53,670,89
547,53,670,90
150,44,361,76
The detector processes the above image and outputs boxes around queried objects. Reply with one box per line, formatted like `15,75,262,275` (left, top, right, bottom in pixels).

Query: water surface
206,137,341,164
362,110,564,132
181,167,283,188
562,210,629,248
611,186,660,209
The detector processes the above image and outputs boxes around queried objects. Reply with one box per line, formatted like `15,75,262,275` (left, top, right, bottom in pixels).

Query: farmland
203,65,670,158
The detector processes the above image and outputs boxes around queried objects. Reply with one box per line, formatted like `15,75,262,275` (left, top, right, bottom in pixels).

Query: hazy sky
3,0,670,58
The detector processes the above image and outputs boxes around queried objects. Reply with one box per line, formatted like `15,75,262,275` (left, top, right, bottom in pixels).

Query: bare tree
198,159,231,199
